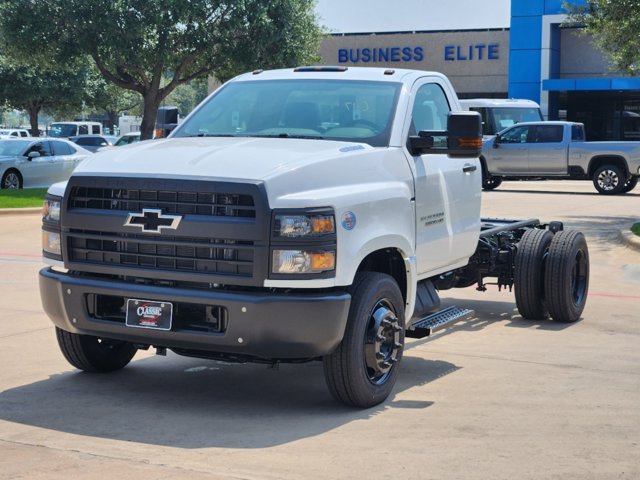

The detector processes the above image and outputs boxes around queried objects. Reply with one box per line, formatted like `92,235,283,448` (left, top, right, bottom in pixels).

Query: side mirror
27,151,40,159
493,134,500,148
409,111,482,158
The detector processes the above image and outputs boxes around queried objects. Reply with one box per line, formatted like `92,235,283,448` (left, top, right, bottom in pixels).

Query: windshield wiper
182,133,238,137
254,133,324,140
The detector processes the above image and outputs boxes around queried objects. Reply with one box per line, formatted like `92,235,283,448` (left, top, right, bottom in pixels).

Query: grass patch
632,223,640,237
0,188,47,208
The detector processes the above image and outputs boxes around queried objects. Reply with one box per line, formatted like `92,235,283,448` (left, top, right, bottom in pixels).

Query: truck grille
69,186,255,218
68,231,254,277
62,177,269,286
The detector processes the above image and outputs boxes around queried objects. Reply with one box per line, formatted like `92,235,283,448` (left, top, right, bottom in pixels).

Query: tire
621,176,638,194
544,231,589,323
592,164,625,195
480,160,502,190
56,327,137,372
1,169,22,189
323,272,405,408
514,228,554,320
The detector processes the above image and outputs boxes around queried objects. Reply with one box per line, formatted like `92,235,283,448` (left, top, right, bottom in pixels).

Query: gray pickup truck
481,121,640,194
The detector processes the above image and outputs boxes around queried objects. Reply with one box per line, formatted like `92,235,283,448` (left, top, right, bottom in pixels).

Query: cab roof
231,66,448,85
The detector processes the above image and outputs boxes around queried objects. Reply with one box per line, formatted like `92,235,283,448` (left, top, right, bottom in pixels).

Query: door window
410,83,450,135
92,125,101,134
79,125,88,135
532,125,563,143
499,125,530,144
26,141,52,157
51,141,75,155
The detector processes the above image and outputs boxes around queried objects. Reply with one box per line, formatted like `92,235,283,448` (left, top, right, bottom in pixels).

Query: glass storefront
559,91,640,141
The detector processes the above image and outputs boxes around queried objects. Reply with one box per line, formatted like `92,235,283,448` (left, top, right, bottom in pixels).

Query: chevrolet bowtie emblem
124,209,182,233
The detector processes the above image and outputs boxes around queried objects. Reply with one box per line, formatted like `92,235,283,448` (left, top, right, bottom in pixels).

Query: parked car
0,128,31,139
480,121,640,194
113,131,141,146
48,121,103,138
96,132,143,152
0,138,91,189
69,134,115,153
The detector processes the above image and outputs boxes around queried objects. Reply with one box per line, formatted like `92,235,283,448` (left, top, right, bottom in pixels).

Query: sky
314,0,512,34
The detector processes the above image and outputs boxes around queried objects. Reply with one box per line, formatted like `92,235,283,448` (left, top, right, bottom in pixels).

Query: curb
0,207,41,216
620,228,640,252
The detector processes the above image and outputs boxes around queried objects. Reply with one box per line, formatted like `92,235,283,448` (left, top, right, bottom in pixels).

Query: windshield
173,79,401,147
490,107,543,131
49,123,78,138
0,140,30,156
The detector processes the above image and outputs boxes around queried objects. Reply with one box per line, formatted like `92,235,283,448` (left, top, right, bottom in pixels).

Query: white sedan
0,138,92,189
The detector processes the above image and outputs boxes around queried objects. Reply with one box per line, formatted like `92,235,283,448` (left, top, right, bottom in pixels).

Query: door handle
463,164,477,173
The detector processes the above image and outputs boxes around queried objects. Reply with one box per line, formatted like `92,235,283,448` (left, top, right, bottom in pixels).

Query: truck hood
73,137,373,181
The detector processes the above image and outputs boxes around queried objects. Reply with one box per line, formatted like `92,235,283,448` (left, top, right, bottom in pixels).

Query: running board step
406,306,475,339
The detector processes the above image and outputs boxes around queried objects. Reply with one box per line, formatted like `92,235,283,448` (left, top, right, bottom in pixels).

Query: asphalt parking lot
0,180,638,480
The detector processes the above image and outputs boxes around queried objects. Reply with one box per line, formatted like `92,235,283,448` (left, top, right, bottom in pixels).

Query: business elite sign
336,43,500,64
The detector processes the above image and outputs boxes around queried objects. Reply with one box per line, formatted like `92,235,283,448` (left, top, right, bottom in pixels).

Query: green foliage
0,56,92,135
632,223,640,237
0,0,324,139
564,0,640,75
0,188,47,208
163,79,208,116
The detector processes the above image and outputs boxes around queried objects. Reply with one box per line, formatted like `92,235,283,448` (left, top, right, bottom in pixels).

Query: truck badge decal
124,209,182,233
341,211,356,230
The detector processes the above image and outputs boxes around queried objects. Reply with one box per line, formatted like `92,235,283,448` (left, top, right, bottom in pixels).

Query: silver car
0,138,92,189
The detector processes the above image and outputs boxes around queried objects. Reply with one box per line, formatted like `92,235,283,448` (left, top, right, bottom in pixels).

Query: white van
49,121,103,138
459,98,543,136
0,128,31,139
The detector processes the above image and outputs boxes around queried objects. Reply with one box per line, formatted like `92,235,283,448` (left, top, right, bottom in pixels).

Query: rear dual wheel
544,231,589,323
515,229,589,322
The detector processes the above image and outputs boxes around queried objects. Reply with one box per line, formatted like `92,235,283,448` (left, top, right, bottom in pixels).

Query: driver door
404,78,481,275
20,141,56,187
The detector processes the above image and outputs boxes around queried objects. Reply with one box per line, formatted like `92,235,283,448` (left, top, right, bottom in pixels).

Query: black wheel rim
571,249,588,306
363,299,402,385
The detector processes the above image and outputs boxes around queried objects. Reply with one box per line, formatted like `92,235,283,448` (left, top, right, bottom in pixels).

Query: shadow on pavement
487,186,639,197
0,353,456,449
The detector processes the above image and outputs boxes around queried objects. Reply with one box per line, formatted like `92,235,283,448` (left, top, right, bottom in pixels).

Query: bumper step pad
406,306,474,339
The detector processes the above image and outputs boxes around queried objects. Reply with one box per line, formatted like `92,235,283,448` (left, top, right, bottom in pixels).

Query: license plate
126,299,173,331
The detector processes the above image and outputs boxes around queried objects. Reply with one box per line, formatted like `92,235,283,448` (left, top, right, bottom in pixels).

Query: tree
0,57,91,136
0,0,323,139
564,0,640,75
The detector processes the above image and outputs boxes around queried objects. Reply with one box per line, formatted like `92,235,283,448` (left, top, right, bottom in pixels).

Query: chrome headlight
273,213,335,238
42,195,62,259
42,198,61,222
270,208,337,278
272,249,336,274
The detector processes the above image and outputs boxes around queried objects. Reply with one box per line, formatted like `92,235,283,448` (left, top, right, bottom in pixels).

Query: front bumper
39,267,350,359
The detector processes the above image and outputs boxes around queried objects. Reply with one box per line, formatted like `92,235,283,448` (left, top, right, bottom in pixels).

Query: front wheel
621,176,638,194
56,327,137,372
1,169,22,189
482,175,502,191
323,272,405,408
592,164,625,194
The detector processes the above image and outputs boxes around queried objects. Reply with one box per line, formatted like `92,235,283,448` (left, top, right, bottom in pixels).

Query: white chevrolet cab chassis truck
40,67,590,408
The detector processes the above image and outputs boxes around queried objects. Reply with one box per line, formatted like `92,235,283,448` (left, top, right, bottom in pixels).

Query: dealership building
319,0,640,141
